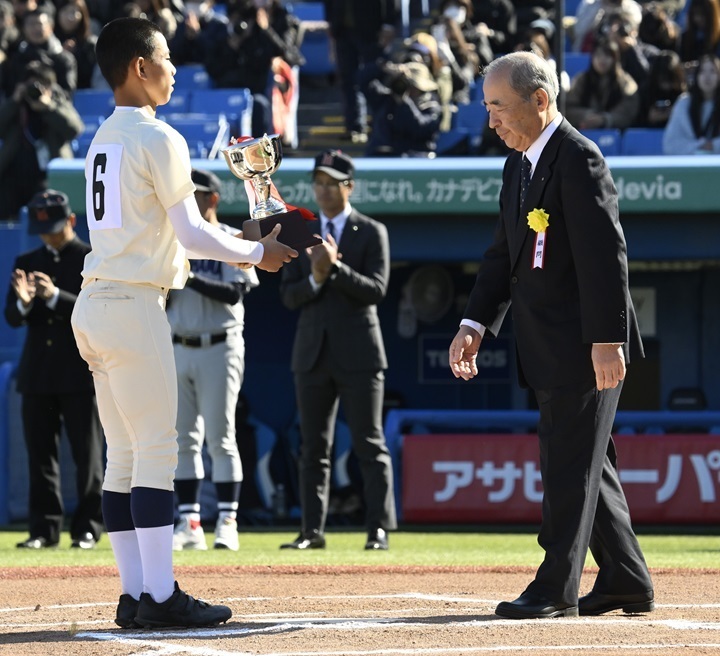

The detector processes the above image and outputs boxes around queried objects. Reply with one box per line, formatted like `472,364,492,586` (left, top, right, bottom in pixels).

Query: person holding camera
362,55,443,157
0,59,83,221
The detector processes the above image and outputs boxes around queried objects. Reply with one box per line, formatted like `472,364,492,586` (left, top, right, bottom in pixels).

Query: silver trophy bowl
221,134,286,218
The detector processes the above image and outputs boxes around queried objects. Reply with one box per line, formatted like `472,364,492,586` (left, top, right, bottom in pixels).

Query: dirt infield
2,566,720,655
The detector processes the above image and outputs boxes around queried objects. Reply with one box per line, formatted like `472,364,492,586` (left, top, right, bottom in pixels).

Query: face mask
444,6,466,23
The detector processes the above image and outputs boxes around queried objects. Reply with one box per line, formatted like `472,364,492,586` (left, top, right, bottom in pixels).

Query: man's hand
591,343,626,390
306,232,339,284
256,223,298,272
449,325,482,380
32,271,57,301
11,269,35,306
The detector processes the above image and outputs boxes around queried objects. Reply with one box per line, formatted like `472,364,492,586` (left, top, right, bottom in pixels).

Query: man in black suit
279,149,396,550
448,52,654,619
5,190,103,549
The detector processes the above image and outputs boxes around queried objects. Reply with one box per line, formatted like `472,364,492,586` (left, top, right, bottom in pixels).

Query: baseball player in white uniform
168,169,258,553
70,17,296,630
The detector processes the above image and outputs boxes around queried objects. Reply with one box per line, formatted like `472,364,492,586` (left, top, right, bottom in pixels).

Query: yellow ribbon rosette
527,208,549,232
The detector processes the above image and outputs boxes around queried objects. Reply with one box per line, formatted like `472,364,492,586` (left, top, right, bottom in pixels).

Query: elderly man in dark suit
5,190,103,549
449,52,654,619
279,149,396,551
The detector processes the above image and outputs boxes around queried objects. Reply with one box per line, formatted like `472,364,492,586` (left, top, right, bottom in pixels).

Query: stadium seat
157,88,191,114
622,128,664,155
289,1,334,76
454,101,488,134
73,89,114,117
563,52,590,81
188,88,253,136
161,112,231,159
436,127,471,155
581,128,622,156
174,64,211,90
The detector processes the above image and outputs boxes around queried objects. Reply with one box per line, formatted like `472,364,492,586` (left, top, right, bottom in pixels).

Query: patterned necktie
326,220,335,242
519,155,532,213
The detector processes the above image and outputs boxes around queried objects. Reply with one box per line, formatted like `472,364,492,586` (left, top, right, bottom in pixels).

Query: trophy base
242,209,322,250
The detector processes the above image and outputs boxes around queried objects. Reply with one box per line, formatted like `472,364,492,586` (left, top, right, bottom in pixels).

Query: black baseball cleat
135,582,232,628
115,594,140,629
16,536,58,549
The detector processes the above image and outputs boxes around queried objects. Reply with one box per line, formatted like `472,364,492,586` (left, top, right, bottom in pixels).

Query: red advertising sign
402,433,720,524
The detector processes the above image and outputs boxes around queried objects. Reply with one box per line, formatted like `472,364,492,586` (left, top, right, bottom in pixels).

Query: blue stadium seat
174,64,210,90
161,112,231,159
563,52,590,81
73,89,114,117
188,88,253,135
622,128,664,155
581,128,622,156
454,101,488,133
436,128,471,155
288,1,334,76
158,88,191,114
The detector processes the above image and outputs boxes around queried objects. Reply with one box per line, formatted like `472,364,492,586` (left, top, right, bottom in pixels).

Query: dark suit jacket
4,236,94,395
323,0,398,40
464,118,643,390
280,208,389,374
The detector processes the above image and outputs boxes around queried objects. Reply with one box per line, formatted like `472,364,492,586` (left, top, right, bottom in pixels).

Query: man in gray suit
279,149,396,550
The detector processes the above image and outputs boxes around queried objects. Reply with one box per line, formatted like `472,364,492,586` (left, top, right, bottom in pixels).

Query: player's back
82,107,195,290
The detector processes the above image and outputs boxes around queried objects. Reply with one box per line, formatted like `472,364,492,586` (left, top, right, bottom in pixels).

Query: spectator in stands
516,19,571,91
433,0,491,74
595,8,660,87
572,0,643,52
565,38,641,129
135,0,178,41
0,0,20,60
471,0,516,56
54,0,98,89
638,2,681,52
169,0,228,65
323,0,398,144
0,60,83,221
363,57,443,157
11,0,54,23
512,0,555,37
680,0,720,62
205,0,303,138
3,7,77,98
663,53,720,151
636,48,686,126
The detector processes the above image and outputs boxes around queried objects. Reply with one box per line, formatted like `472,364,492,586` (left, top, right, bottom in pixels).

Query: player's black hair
95,17,162,90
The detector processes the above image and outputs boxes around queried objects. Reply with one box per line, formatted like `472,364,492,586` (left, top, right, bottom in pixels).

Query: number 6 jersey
81,107,195,290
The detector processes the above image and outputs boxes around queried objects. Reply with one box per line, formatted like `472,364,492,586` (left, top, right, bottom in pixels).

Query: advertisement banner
402,433,720,524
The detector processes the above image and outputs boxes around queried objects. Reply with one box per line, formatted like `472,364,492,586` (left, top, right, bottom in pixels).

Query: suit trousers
527,377,652,605
21,392,104,543
294,343,397,533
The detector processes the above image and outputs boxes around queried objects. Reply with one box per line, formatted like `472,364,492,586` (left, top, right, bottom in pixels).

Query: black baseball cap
313,149,354,181
27,190,72,235
192,168,222,194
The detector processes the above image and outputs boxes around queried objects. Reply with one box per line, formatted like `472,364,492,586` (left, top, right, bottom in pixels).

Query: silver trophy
221,134,321,248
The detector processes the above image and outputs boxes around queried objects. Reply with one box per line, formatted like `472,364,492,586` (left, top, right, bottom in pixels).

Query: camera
25,81,44,102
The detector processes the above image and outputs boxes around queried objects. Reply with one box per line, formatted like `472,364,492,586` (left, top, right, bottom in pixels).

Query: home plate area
2,568,720,655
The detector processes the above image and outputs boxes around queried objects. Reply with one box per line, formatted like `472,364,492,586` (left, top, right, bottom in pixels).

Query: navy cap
192,168,222,194
27,190,72,235
313,149,354,181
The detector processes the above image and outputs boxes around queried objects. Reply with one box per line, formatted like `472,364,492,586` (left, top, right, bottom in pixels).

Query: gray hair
482,52,559,107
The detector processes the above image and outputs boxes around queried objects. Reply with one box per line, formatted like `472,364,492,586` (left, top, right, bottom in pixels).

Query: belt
172,332,227,348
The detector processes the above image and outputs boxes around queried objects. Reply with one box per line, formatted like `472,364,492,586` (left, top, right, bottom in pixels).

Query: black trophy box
242,208,322,250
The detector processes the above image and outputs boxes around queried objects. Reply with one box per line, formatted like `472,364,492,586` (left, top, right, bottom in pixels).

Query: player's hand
449,325,482,380
32,271,57,301
591,343,626,390
11,269,35,306
256,223,298,272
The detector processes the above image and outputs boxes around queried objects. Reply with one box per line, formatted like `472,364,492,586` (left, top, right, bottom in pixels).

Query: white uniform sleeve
167,195,264,265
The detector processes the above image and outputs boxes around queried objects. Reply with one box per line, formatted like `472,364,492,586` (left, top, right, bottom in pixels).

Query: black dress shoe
364,528,388,550
279,530,326,550
71,532,97,549
16,536,58,549
579,590,655,616
495,592,578,619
